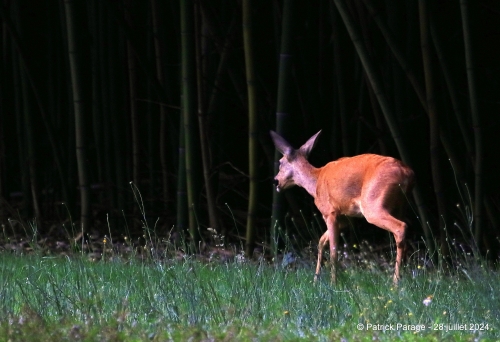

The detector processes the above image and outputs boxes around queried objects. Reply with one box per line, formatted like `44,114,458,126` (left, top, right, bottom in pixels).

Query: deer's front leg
314,231,329,282
326,214,340,284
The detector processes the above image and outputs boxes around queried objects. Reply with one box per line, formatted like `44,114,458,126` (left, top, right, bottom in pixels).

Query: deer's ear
299,130,321,158
270,131,294,156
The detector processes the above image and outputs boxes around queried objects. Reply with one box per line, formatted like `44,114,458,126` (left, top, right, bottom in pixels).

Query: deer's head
270,130,321,192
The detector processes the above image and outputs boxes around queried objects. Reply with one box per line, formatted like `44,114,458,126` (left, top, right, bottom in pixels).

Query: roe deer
270,130,414,284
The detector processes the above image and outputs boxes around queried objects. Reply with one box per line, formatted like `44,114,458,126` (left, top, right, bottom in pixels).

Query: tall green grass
1,185,497,340
0,248,498,341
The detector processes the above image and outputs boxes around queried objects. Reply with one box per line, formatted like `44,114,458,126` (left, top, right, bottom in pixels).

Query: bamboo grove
0,0,499,258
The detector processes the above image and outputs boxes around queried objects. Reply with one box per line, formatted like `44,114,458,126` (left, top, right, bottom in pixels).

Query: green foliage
0,250,498,341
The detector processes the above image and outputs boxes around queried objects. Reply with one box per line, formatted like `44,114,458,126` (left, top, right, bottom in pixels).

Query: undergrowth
0,242,498,341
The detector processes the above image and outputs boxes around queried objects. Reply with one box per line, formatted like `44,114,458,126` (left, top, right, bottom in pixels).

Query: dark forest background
0,0,499,259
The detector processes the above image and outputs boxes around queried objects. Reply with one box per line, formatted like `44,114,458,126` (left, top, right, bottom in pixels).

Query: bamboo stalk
88,1,103,187
459,0,483,245
95,1,113,213
177,109,188,237
180,0,200,243
152,0,171,212
195,1,219,231
271,0,296,251
12,56,30,218
419,0,447,256
243,0,258,257
63,0,90,232
21,66,41,222
108,15,125,212
125,1,139,191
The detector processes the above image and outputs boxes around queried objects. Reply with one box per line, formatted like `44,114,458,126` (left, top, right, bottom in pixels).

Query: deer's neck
295,161,321,198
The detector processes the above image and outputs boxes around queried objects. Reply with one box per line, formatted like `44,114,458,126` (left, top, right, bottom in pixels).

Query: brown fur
270,130,413,284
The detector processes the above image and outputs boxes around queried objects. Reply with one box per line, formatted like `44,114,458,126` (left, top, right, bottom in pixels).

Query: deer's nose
273,178,279,186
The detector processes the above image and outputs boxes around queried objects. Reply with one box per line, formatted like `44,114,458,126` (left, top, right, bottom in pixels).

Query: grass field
0,238,498,341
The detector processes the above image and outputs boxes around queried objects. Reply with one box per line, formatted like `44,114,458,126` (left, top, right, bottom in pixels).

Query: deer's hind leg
361,180,408,284
363,206,407,284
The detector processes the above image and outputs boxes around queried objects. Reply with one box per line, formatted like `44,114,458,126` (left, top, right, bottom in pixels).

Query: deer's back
314,154,414,216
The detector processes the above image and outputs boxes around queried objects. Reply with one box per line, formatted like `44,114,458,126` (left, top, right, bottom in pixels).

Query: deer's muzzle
273,178,281,192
